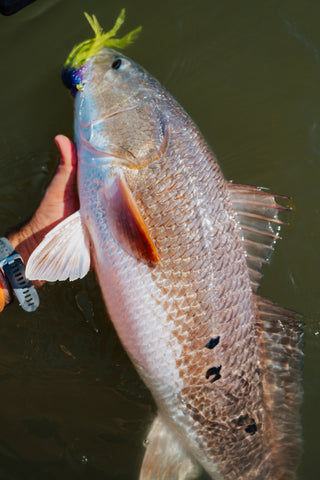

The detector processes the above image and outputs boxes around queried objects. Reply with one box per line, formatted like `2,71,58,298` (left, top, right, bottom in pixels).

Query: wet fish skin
27,48,303,479
75,48,302,479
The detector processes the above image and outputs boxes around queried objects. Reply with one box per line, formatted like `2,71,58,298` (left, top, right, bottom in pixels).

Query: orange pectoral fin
104,174,160,265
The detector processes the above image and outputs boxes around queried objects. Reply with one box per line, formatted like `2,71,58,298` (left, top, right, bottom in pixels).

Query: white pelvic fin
26,211,91,282
140,416,201,480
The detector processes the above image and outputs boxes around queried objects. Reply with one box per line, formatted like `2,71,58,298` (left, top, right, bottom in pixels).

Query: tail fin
256,296,304,479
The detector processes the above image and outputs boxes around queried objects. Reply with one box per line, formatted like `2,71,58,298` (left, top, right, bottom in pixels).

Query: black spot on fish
206,365,222,383
205,336,220,349
245,419,257,436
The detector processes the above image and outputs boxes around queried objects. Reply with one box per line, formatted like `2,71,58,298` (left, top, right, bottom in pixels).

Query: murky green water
0,0,319,478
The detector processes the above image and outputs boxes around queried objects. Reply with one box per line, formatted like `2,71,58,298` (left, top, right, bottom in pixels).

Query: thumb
54,135,77,168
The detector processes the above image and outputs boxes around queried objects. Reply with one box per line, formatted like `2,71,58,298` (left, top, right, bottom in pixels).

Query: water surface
0,0,319,478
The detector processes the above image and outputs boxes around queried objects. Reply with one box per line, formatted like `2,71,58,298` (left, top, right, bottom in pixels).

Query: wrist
7,223,38,265
0,237,40,312
6,221,46,289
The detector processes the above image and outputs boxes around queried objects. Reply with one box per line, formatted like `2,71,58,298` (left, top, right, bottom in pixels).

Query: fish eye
112,59,122,70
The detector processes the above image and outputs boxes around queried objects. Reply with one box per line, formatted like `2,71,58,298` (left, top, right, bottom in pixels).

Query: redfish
26,11,303,480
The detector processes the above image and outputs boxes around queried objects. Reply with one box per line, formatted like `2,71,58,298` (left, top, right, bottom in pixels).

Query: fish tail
255,296,304,479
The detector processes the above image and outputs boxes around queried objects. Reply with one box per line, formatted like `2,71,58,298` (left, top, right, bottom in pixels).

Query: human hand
8,135,79,264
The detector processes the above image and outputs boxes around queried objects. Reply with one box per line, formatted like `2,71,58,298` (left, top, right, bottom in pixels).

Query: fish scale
113,121,270,478
145,200,259,475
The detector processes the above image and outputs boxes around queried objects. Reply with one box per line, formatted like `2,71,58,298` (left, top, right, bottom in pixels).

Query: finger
54,135,77,168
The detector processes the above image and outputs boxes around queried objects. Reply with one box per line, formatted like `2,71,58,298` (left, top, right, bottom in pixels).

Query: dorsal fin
227,182,287,292
255,296,303,478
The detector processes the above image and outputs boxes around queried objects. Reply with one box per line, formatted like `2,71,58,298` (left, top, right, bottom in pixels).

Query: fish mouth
61,65,87,96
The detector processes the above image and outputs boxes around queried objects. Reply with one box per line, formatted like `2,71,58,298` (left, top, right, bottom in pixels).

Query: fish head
73,48,169,170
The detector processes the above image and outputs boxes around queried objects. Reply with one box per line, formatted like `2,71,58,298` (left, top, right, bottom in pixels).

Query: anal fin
140,416,201,480
227,182,287,292
255,296,304,478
